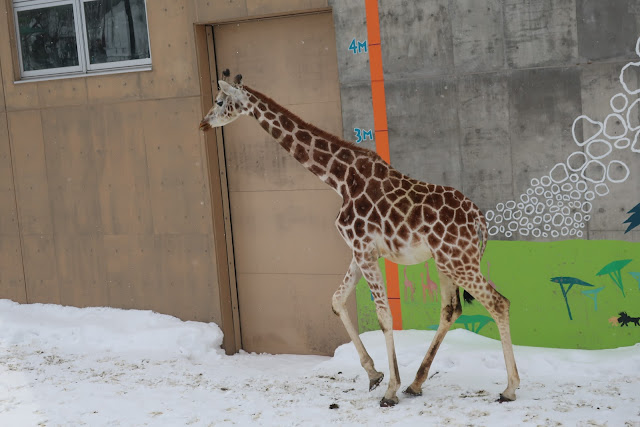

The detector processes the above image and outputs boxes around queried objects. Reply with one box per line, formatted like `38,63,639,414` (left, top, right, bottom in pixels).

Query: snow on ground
1,300,639,427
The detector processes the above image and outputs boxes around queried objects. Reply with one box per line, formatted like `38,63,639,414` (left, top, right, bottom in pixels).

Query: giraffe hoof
379,396,399,407
497,393,516,403
369,373,384,391
403,386,422,397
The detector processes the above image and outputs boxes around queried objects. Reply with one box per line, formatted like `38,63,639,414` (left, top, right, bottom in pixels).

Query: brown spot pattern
368,208,381,225
330,161,347,180
388,208,404,227
313,150,331,166
423,206,437,224
433,222,445,236
378,198,391,216
407,206,423,229
365,180,383,202
315,139,329,151
428,234,440,248
309,165,325,176
374,162,388,179
295,130,312,144
395,197,412,215
355,157,373,176
444,191,461,209
354,218,366,237
337,149,355,164
346,168,366,197
280,115,294,132
355,195,373,216
408,190,425,204
293,144,309,163
338,202,354,226
397,224,410,240
454,209,467,225
382,180,394,194
440,206,455,225
425,193,444,209
281,135,294,151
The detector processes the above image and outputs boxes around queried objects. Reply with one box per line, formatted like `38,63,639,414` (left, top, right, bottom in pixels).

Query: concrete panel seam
3,115,28,303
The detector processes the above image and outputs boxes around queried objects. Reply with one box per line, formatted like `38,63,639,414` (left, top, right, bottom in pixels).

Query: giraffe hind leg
405,274,461,396
453,267,520,402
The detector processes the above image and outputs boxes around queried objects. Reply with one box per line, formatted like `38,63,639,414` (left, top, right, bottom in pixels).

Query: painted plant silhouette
597,259,632,297
455,314,495,333
427,314,495,334
550,277,595,320
581,287,604,311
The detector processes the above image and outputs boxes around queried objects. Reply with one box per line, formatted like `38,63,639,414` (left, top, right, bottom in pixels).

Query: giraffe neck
243,86,376,195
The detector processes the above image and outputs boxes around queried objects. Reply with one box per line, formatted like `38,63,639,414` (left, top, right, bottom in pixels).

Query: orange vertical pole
364,0,402,330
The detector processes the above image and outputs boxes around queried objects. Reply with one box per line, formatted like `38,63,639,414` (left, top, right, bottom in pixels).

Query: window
13,0,151,80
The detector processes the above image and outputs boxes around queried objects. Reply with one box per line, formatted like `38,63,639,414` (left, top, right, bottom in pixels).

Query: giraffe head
200,73,250,130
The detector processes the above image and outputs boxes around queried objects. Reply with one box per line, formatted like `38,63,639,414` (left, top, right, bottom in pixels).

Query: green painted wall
357,240,640,349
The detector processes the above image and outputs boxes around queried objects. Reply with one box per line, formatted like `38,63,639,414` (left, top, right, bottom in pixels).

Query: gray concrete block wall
329,0,640,242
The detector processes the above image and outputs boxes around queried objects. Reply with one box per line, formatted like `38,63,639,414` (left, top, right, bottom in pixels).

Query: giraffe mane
243,86,380,159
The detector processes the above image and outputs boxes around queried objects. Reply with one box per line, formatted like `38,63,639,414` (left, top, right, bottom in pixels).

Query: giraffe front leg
356,251,401,407
332,256,384,391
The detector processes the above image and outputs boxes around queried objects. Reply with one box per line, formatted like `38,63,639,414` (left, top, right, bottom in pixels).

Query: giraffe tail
462,289,475,304
476,212,489,260
463,212,489,305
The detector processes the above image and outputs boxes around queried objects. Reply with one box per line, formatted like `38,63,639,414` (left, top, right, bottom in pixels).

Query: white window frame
13,0,152,80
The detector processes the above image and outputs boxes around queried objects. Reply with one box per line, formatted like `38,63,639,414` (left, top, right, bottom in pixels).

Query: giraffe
423,262,438,302
403,267,416,302
200,72,520,407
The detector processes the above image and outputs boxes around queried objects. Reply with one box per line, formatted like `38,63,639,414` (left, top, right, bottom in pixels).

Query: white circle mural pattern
486,38,638,240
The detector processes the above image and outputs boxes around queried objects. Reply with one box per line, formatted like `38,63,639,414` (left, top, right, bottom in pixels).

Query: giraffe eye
216,100,224,106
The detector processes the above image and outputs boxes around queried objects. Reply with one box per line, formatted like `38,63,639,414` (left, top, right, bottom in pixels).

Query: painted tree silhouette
581,287,604,311
597,259,632,297
427,315,495,334
455,314,495,333
550,277,595,320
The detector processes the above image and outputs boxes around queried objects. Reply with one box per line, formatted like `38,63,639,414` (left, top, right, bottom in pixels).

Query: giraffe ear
218,80,241,97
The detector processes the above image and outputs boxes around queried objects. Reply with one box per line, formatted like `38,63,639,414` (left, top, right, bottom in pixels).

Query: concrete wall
330,0,640,243
0,0,331,350
0,0,230,322
328,0,640,348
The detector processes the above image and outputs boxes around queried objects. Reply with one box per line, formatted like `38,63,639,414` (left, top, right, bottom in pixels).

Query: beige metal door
212,12,356,355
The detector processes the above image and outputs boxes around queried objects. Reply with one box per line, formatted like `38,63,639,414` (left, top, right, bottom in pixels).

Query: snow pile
0,299,224,361
1,300,639,426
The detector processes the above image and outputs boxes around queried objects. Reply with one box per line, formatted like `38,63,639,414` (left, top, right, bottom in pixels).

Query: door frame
193,7,333,355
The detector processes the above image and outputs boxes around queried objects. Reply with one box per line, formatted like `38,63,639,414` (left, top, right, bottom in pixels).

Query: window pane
17,4,79,72
83,0,150,65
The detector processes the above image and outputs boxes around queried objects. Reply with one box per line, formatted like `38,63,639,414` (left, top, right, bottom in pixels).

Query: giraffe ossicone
200,72,520,407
